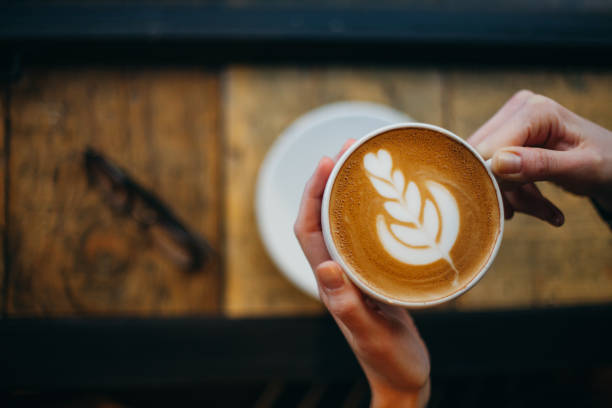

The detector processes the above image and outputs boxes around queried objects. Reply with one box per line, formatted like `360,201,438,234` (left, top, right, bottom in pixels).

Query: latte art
364,148,460,284
328,127,501,303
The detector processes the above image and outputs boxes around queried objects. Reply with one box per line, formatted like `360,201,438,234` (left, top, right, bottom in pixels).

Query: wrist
371,379,430,408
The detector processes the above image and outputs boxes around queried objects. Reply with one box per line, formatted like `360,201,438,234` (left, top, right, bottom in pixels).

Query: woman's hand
468,89,612,225
294,140,430,408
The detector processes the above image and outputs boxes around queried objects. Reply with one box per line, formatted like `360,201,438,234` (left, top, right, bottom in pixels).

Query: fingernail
494,151,522,174
318,263,346,292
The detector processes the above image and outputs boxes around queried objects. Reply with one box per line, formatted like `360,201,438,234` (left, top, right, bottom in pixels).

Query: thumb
491,147,577,184
315,261,377,338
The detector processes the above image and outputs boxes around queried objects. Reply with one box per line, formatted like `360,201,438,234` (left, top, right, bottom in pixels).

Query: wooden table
2,65,611,318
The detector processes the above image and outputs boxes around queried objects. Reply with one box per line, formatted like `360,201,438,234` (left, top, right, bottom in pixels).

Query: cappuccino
326,126,502,304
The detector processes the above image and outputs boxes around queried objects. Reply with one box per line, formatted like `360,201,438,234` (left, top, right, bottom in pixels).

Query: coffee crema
329,127,501,303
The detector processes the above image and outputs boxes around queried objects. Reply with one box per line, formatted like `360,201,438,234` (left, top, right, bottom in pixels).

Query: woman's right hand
467,90,612,225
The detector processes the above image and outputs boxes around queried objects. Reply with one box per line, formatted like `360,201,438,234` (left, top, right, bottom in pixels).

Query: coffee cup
321,123,504,308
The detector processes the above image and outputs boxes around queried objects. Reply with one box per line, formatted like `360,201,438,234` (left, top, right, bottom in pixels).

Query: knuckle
526,94,559,117
582,149,605,183
591,150,605,179
293,220,307,247
293,221,301,238
304,176,316,193
523,122,536,141
526,93,548,106
314,261,333,277
328,294,360,321
512,89,534,103
530,150,554,178
522,94,562,143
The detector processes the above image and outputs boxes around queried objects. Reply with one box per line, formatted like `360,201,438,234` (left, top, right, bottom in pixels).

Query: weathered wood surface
4,66,611,317
224,66,444,317
7,69,222,316
448,70,612,310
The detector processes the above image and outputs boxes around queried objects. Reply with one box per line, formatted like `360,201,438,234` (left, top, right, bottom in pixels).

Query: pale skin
470,90,612,222
294,90,612,407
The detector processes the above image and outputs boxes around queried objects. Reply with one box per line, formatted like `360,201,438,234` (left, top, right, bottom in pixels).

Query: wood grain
224,66,443,317
7,69,221,316
445,69,612,309
7,66,611,317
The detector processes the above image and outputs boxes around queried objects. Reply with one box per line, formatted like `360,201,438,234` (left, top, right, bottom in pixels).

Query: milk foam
364,149,460,283
330,128,501,303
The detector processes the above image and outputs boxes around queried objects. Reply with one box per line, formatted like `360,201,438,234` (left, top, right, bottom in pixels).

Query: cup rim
321,122,505,308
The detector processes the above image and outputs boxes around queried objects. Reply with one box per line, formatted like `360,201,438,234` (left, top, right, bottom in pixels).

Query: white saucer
255,101,413,299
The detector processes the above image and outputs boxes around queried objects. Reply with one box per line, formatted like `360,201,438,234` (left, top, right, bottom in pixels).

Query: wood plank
224,66,443,317
0,83,5,315
7,69,221,316
445,69,612,310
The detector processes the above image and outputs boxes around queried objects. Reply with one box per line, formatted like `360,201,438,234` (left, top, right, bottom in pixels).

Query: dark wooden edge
0,3,611,66
1,3,611,45
2,304,612,391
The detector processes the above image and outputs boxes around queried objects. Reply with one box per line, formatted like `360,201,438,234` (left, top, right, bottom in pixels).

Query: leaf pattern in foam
363,148,461,282
369,178,399,199
422,200,439,242
426,181,460,254
384,202,414,223
390,223,430,247
392,170,405,195
405,182,421,219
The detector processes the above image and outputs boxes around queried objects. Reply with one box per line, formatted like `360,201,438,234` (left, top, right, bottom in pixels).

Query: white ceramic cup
321,123,505,308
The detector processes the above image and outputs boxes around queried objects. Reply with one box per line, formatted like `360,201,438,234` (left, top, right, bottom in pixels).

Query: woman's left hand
294,140,431,408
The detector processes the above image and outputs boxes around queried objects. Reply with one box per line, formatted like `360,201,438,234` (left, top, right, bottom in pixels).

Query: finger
295,139,356,238
294,157,337,269
502,193,515,220
294,157,335,236
475,94,562,159
334,138,357,162
316,261,379,338
468,90,533,147
504,183,565,226
491,147,581,184
373,299,414,329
